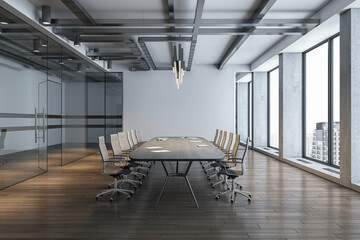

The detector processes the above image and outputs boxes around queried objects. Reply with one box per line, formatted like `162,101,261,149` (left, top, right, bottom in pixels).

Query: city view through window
305,36,340,166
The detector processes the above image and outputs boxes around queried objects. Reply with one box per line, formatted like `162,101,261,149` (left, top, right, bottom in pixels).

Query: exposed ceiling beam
138,37,192,42
126,39,150,70
167,0,176,70
60,0,97,26
68,36,131,42
46,18,319,27
138,40,156,70
53,27,306,36
187,0,205,71
217,0,277,70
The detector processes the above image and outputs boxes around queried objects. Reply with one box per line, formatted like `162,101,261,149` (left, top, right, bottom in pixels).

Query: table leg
155,176,169,208
155,161,169,208
156,160,199,208
184,161,199,208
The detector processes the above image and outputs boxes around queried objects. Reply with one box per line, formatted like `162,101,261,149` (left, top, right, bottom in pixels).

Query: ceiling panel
192,35,236,64
77,0,166,19
202,0,261,19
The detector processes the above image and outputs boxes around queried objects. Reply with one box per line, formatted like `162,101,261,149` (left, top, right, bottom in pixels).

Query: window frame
267,66,280,150
302,33,340,168
235,77,253,148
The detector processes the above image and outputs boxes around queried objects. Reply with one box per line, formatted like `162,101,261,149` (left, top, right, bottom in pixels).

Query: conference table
129,137,225,208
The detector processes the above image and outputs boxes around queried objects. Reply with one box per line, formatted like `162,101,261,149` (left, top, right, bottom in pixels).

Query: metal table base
155,161,199,208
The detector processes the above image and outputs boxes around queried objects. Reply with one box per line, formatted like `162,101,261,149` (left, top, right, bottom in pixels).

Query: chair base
97,178,134,202
215,179,251,203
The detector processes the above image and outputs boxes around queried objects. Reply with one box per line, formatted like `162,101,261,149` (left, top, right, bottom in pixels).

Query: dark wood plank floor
0,150,359,239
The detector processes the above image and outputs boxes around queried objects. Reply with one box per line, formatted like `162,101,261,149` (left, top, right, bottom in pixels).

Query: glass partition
0,8,48,189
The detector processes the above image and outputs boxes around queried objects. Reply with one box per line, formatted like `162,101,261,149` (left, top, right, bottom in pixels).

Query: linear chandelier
172,44,185,90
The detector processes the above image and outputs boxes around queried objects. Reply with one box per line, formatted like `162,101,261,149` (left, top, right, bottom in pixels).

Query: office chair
127,130,135,149
135,129,145,145
209,134,240,187
213,129,219,143
207,132,233,180
215,137,252,203
216,130,223,147
110,134,147,179
202,129,223,169
118,132,152,168
219,131,227,150
131,129,138,147
96,136,138,202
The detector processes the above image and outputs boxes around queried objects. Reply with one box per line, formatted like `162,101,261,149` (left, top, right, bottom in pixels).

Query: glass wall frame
302,33,340,168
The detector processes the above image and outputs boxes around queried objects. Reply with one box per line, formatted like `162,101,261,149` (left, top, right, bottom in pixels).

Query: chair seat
217,168,242,178
105,167,131,176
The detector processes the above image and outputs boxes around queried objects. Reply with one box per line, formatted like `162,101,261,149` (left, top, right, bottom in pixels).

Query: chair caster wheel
207,177,210,180
96,196,99,200
212,185,215,189
130,192,134,197
239,186,242,190
248,198,251,202
249,194,252,198
215,196,219,200
231,199,234,203
227,188,230,190
109,198,113,202
127,196,131,200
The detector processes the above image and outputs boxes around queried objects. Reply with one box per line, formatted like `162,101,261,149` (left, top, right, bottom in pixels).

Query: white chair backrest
135,129,142,142
118,132,130,150
110,134,122,156
131,129,138,145
127,130,134,148
98,136,110,173
99,135,105,146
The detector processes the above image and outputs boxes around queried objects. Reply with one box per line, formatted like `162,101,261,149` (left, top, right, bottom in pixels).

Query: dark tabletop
129,137,225,161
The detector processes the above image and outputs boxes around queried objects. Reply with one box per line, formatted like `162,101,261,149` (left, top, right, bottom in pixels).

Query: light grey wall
253,72,268,147
123,64,244,141
279,53,303,159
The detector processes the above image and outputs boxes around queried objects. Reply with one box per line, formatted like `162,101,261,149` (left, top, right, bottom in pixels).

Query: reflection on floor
0,144,97,189
0,148,45,189
0,150,360,239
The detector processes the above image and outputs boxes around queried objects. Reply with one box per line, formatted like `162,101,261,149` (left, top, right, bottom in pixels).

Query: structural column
279,53,302,160
253,72,268,147
340,9,360,187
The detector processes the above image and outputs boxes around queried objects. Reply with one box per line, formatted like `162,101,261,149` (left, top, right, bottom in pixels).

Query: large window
303,35,340,167
268,68,279,149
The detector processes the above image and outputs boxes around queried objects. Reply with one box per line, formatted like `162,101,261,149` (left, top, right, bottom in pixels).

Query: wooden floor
0,150,360,239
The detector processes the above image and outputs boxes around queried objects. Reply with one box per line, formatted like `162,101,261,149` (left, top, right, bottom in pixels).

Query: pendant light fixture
172,44,185,90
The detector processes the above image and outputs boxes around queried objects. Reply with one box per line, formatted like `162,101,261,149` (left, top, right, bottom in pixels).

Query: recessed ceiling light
41,5,51,25
33,39,40,53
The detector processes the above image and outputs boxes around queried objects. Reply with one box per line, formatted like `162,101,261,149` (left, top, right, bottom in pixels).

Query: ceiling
24,0,331,71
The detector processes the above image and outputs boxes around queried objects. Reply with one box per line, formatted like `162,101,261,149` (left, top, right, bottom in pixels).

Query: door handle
35,108,37,143
42,108,45,143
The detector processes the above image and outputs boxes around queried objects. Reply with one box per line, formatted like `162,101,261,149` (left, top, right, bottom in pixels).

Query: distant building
307,122,340,165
